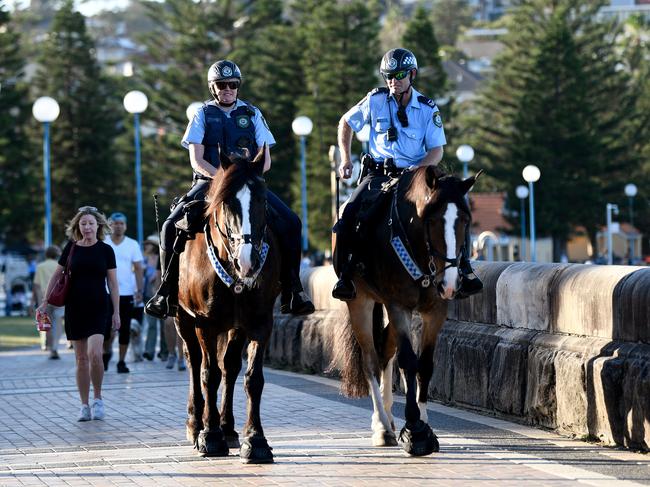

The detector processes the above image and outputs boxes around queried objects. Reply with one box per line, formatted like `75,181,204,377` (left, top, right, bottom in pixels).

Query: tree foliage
31,0,124,244
0,1,37,246
465,0,637,259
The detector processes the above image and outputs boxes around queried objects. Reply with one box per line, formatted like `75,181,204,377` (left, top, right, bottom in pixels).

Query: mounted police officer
332,48,483,301
145,60,315,319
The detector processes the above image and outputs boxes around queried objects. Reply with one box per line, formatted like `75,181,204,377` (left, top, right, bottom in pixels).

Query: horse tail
327,311,369,398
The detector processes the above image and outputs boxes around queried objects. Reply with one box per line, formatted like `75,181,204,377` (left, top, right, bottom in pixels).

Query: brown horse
174,147,280,463
331,166,481,456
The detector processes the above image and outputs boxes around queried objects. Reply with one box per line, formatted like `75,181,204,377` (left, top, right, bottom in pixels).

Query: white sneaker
166,354,176,369
91,399,105,420
78,404,91,422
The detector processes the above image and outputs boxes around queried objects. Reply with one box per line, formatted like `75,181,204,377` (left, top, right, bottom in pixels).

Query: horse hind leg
175,313,203,446
349,300,396,447
219,328,245,449
376,305,398,436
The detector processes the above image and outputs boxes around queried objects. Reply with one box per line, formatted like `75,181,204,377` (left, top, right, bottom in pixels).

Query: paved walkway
0,345,649,486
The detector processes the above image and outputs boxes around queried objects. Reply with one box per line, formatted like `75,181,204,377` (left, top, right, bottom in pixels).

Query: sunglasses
78,206,98,212
383,70,410,81
215,81,240,90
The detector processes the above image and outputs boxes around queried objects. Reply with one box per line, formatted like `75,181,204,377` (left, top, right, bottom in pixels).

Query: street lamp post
292,116,313,252
123,90,148,247
32,97,60,247
522,165,541,262
624,183,637,264
606,203,619,265
516,185,529,261
456,144,474,180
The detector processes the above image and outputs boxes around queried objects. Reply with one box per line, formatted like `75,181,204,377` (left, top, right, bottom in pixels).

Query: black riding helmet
380,48,418,77
207,60,242,106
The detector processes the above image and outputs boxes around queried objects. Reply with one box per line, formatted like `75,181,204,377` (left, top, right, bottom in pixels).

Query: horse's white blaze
442,203,460,298
236,186,253,275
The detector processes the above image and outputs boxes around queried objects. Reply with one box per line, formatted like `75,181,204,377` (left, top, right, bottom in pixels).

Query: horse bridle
388,179,463,288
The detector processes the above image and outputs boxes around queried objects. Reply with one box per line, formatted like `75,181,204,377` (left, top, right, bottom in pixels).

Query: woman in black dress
38,206,120,421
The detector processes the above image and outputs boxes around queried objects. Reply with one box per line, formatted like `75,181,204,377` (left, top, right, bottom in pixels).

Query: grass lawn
0,316,41,351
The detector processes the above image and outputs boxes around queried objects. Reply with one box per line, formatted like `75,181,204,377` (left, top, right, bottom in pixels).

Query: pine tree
466,0,637,259
293,0,381,251
431,0,474,47
31,0,124,244
402,3,447,100
0,1,38,246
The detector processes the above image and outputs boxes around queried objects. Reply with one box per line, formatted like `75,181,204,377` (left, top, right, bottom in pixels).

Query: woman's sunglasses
383,70,409,81
215,81,240,90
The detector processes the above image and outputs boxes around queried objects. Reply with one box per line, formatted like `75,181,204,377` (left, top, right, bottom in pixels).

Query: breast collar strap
387,184,459,289
205,216,269,294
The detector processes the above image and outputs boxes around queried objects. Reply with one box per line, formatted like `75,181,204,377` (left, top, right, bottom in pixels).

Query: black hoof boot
398,420,439,456
332,278,356,301
195,429,229,457
280,291,315,316
240,435,274,464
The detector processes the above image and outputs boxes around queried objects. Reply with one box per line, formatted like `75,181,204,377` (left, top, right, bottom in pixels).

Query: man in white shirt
103,212,144,373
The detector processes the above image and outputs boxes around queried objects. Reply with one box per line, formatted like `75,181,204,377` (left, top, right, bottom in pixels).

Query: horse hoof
372,431,398,447
240,436,274,464
398,420,439,456
196,430,229,457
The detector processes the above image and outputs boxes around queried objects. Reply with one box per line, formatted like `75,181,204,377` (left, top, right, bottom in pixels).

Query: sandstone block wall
267,263,650,451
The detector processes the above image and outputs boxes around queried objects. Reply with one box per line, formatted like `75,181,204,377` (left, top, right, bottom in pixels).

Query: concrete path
1,346,648,486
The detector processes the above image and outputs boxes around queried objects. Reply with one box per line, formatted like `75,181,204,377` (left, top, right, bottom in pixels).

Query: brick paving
0,346,648,486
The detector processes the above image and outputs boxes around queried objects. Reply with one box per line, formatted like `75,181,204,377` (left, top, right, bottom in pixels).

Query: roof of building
469,192,512,234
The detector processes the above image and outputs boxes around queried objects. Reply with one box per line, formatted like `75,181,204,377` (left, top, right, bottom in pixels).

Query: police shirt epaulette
417,95,438,110
369,87,389,96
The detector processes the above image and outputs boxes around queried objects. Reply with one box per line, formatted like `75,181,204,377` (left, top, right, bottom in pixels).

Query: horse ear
425,165,443,189
251,143,267,176
218,144,232,170
460,169,483,195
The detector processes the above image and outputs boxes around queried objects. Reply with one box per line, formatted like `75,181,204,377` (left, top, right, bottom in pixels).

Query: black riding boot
279,265,315,316
145,249,179,319
456,249,483,299
332,254,357,301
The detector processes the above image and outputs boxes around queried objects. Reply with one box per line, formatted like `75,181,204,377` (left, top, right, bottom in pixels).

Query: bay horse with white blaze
331,166,481,456
174,147,280,463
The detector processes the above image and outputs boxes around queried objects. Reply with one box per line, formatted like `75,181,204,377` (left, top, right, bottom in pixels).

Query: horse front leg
417,306,446,424
349,299,396,447
195,326,228,457
386,305,439,456
220,328,245,449
240,319,273,464
175,312,203,446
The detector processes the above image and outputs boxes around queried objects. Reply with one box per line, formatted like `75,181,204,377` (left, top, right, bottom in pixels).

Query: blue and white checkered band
391,236,423,280
250,242,269,282
388,58,398,69
222,66,233,77
206,234,235,287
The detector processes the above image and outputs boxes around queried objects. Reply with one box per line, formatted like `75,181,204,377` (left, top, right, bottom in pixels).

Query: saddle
175,199,209,237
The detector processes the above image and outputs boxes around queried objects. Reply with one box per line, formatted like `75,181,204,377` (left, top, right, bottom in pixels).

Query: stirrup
280,291,315,316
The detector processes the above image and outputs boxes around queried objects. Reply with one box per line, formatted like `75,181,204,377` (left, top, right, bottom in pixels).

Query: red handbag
47,242,76,307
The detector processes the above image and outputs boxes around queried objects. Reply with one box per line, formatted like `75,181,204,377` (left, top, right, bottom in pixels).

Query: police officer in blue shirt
332,48,483,301
146,60,314,319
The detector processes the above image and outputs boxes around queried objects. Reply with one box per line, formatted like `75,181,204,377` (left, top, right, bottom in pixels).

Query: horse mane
405,166,471,217
205,152,265,217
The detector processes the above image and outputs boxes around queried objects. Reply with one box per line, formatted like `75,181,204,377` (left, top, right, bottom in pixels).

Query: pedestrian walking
36,206,120,421
141,235,167,361
31,245,65,359
102,212,144,374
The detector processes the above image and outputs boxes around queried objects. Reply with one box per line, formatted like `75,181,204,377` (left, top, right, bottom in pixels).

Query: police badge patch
433,111,443,128
388,57,398,69
223,66,233,77
236,115,250,128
